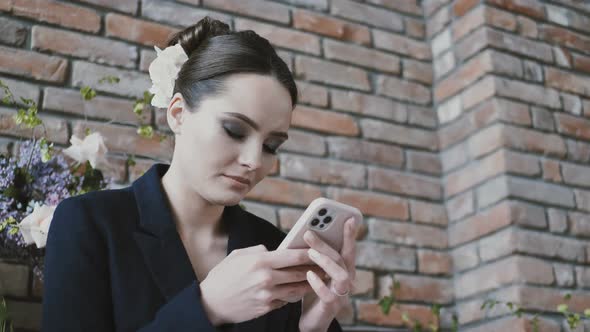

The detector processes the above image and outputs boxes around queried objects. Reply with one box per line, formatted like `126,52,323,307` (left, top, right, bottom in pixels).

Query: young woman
41,17,359,332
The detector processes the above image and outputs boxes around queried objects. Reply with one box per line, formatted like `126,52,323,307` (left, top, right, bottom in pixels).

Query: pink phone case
277,197,363,252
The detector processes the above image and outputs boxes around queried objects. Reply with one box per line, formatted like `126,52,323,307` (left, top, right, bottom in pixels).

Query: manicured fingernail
308,248,319,259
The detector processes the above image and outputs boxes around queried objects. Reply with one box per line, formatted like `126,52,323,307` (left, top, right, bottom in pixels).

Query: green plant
0,297,14,332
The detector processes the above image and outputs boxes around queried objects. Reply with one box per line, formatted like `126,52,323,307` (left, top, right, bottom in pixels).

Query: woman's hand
199,244,325,326
299,217,359,332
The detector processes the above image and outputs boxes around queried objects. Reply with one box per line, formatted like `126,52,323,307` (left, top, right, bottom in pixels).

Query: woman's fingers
341,218,358,277
303,230,344,269
307,247,351,295
306,270,339,305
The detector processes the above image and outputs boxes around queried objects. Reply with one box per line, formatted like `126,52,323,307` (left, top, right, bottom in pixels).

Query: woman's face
169,73,293,206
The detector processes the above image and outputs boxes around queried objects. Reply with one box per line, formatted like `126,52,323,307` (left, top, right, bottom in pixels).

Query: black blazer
41,163,342,332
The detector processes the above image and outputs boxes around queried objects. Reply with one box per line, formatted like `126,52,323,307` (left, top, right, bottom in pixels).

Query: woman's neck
160,162,225,240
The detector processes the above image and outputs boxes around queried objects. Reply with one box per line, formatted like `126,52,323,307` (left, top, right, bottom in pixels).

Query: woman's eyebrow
223,112,289,139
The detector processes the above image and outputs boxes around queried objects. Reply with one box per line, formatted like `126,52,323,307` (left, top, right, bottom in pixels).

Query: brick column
429,0,590,330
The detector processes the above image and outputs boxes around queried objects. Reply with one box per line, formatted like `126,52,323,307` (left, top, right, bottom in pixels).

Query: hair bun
168,16,231,56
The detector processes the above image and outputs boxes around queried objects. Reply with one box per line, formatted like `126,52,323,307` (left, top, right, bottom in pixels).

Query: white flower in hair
148,43,188,108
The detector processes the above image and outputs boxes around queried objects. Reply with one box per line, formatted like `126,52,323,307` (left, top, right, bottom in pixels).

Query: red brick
407,150,441,176
129,157,155,182
456,255,553,299
0,107,68,144
330,0,403,32
418,250,452,275
369,167,442,200
0,46,67,83
296,81,328,107
555,113,590,141
352,270,374,296
566,138,590,163
378,274,453,304
573,53,590,74
366,0,422,15
32,26,137,68
546,67,590,98
73,121,173,160
539,24,590,54
331,90,408,122
358,241,416,271
327,187,409,220
0,17,27,47
405,18,425,38
295,56,370,91
569,211,590,238
141,0,230,29
575,189,590,212
0,262,29,297
454,26,488,62
0,77,40,106
280,154,365,188
488,8,518,33
495,77,562,109
373,29,432,60
452,5,485,40
517,15,538,38
72,61,150,99
291,105,359,136
424,0,452,17
435,50,493,101
562,162,590,188
541,159,562,182
453,0,479,17
446,149,510,196
376,75,431,105
410,200,448,226
516,285,590,312
408,106,437,129
106,13,178,48
357,301,437,328
323,39,400,75
485,0,546,19
504,124,567,158
292,9,371,46
236,19,322,56
460,75,495,110
488,28,553,63
42,87,146,125
327,136,404,168
76,0,138,14
369,218,448,249
361,119,438,151
203,0,289,24
547,4,590,33
10,0,100,33
245,177,322,207
427,6,451,37
403,59,433,85
449,201,512,246
280,129,326,156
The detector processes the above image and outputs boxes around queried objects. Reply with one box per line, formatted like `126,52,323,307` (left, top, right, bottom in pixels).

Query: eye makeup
221,120,284,155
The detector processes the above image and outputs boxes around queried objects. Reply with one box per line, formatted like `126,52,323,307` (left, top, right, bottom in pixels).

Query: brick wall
0,0,588,331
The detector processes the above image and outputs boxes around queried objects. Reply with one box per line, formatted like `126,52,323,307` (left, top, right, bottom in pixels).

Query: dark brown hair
167,17,298,110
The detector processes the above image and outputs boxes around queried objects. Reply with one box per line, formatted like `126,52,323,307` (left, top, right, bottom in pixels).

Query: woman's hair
167,17,298,110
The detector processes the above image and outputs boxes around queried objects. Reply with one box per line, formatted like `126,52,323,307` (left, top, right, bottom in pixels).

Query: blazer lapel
131,163,268,331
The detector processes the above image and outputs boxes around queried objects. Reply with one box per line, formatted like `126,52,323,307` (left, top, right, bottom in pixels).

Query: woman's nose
238,141,263,171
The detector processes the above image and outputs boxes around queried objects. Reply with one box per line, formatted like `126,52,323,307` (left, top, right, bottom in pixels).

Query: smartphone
277,197,363,252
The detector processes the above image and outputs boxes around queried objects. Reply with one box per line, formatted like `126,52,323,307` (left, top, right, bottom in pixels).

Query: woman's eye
263,145,278,155
223,126,245,140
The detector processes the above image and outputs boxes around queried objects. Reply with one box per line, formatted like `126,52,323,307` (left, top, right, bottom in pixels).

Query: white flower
63,132,108,169
148,43,188,108
18,203,56,249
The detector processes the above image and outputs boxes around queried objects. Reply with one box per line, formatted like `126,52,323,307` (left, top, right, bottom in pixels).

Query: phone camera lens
318,208,327,216
311,218,320,226
319,224,324,228
324,216,332,223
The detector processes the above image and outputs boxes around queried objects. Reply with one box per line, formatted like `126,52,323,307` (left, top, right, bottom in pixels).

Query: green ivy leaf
133,102,144,116
8,227,19,235
137,125,154,139
557,304,568,313
80,86,97,101
378,296,394,315
98,76,120,84
564,293,572,301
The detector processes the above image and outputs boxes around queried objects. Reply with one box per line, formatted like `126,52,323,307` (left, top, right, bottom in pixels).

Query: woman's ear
167,92,185,135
